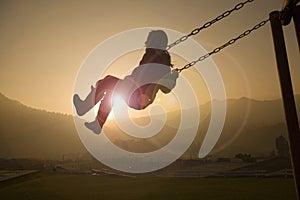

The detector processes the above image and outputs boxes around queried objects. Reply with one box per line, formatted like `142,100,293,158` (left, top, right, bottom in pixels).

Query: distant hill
0,92,299,160
0,93,87,160
180,95,300,158
203,95,300,157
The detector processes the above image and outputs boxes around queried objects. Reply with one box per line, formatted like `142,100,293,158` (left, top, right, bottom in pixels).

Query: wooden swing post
270,1,300,198
293,5,300,50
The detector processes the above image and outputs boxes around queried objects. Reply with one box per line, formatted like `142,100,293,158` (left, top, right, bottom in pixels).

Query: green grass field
0,172,297,200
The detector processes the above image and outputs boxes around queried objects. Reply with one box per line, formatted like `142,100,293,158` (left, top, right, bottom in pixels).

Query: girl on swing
73,30,179,134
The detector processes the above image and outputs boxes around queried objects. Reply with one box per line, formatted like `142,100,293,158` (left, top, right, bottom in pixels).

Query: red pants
94,75,155,126
95,75,119,125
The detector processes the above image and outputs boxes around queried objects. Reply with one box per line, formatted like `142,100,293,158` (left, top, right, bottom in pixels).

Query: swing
118,0,269,110
168,0,268,72
74,0,270,134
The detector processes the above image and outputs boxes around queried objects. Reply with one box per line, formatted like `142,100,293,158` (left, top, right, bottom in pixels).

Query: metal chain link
176,18,270,73
166,0,254,50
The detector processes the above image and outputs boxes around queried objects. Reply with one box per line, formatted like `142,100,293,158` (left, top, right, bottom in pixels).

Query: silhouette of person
73,30,179,134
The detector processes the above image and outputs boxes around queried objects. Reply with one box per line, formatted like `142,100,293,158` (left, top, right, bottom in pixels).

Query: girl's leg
84,90,114,134
84,77,119,134
96,91,114,126
73,75,119,116
73,85,96,116
95,75,120,102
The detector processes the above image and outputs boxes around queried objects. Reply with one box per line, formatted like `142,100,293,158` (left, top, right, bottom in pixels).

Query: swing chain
166,0,254,50
177,18,270,73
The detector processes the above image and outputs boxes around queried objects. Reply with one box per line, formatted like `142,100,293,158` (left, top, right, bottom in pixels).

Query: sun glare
112,94,126,113
93,102,100,117
92,89,181,125
92,93,126,121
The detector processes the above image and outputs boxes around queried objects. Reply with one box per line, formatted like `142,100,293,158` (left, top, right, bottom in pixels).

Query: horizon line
1,91,299,116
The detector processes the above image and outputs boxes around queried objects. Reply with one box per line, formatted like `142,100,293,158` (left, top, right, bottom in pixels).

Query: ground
0,171,297,200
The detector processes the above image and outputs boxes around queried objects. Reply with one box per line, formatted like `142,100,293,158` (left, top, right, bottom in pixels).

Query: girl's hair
145,30,168,50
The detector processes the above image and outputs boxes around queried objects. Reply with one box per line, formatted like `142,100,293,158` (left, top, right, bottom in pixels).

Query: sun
93,93,127,121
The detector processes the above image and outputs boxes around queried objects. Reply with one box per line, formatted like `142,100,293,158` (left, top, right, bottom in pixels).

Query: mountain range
0,92,299,160
0,93,86,160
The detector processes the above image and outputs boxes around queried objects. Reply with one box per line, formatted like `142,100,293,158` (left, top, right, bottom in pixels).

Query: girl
73,30,179,134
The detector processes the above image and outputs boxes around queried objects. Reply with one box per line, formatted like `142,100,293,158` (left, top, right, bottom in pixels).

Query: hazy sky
0,0,299,114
